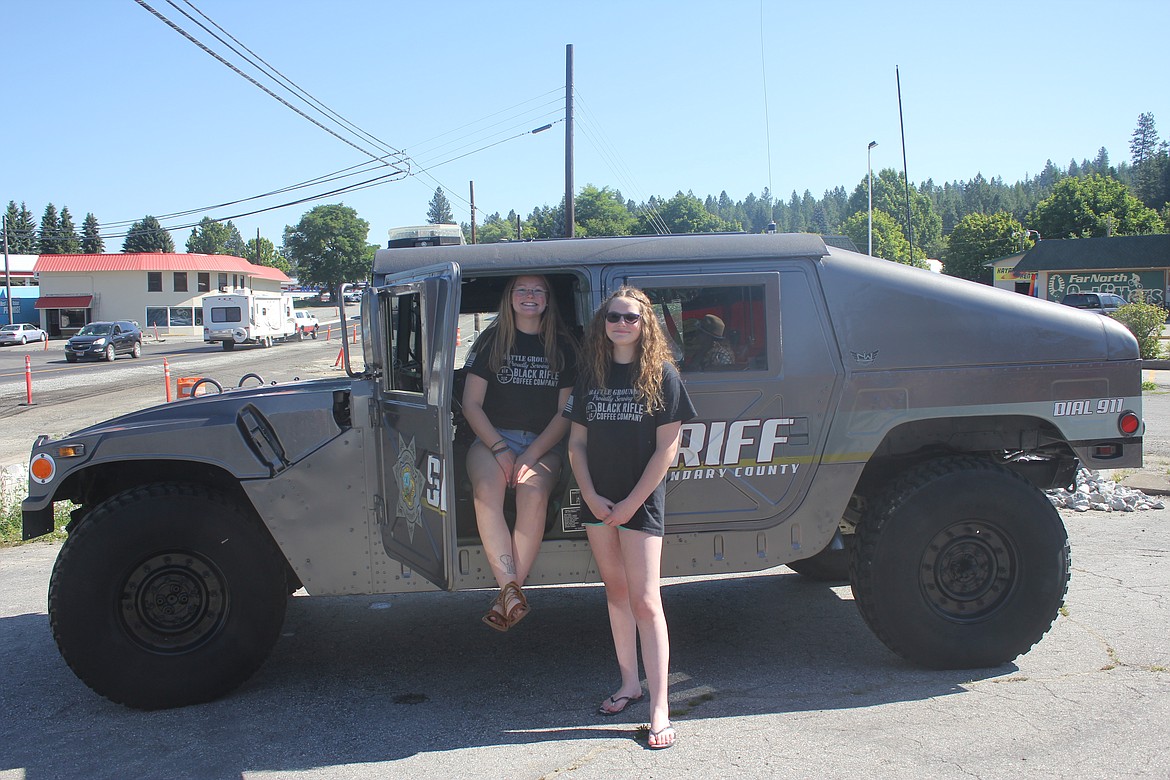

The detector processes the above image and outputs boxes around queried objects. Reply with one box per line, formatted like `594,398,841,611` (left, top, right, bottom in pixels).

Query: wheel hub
121,552,228,653
921,521,1014,622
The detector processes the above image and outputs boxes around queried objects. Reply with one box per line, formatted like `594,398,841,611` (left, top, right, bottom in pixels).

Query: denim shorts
481,428,567,459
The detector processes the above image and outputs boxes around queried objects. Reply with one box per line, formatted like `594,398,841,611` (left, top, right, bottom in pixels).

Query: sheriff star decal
395,434,424,542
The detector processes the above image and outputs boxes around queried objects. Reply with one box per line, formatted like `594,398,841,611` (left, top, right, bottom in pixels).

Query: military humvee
23,233,1143,709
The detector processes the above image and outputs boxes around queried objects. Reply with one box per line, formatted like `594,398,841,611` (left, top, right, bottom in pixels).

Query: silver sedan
0,322,48,345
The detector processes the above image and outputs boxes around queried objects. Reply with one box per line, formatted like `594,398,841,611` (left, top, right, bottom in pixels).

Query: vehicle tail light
1118,411,1141,436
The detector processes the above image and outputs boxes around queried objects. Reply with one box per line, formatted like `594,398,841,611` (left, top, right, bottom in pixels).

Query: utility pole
469,181,477,244
565,43,574,238
3,215,12,326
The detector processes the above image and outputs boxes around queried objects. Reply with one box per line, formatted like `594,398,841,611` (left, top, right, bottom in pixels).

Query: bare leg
586,524,643,709
619,530,671,741
511,451,561,586
467,441,516,588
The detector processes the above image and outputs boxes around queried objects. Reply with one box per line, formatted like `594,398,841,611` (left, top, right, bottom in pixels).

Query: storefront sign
1046,270,1166,304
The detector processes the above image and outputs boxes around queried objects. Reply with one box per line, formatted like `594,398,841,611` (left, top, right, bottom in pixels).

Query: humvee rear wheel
851,457,1069,669
48,483,288,709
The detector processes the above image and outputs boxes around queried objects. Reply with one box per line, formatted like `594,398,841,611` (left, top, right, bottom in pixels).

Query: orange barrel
176,376,202,399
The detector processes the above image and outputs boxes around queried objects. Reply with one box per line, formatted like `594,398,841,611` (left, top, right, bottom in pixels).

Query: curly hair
484,274,571,373
580,286,677,412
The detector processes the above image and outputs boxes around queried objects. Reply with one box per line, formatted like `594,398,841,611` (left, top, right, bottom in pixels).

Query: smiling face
604,295,643,353
510,275,549,322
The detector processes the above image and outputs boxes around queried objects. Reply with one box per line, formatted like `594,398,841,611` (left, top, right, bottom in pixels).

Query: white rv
202,290,298,350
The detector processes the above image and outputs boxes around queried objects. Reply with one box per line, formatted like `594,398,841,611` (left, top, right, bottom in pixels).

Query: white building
33,253,290,337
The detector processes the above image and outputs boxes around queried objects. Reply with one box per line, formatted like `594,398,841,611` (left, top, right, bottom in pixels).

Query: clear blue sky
5,0,1168,253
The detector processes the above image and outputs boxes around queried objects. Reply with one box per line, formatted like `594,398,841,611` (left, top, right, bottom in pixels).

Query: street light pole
867,141,878,256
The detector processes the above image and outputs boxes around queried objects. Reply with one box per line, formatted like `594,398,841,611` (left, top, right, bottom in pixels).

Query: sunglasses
605,311,642,324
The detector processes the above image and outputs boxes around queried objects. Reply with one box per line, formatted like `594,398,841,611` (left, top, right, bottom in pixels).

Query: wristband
492,447,511,459
491,441,510,455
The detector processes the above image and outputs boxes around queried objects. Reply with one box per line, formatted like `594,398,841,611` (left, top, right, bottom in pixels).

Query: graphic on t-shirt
585,387,646,423
498,353,560,387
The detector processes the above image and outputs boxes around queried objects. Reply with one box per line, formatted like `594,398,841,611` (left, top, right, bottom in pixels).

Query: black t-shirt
563,361,696,532
466,327,577,434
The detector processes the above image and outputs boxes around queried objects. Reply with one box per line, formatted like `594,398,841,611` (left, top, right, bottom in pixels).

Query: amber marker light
56,444,85,458
1118,412,1141,436
30,453,56,485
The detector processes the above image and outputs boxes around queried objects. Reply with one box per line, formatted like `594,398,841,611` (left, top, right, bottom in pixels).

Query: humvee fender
23,233,1142,708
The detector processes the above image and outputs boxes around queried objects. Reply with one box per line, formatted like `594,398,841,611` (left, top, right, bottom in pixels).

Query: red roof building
33,253,291,338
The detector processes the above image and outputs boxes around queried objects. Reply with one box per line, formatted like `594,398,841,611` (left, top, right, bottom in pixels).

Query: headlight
92,338,106,346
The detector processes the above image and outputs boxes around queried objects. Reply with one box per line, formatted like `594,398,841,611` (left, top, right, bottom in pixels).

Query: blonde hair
485,275,570,372
581,286,676,413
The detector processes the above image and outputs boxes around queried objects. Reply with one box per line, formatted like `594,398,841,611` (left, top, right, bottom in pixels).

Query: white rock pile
1,464,29,518
1047,468,1165,512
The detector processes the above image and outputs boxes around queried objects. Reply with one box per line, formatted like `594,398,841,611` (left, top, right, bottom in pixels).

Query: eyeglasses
513,288,547,298
605,311,642,324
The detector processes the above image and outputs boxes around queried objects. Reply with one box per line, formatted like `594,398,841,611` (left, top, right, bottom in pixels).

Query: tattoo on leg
500,554,516,576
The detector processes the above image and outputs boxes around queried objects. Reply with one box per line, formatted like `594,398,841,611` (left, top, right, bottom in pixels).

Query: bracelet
490,441,510,455
492,447,511,459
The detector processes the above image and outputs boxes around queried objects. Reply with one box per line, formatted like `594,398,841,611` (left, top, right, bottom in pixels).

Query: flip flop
647,723,676,750
598,693,644,716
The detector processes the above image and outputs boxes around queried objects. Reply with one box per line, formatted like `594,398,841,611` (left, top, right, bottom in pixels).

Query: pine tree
58,207,82,253
426,187,455,224
39,204,61,254
123,215,175,253
82,213,104,253
1130,112,1159,167
3,201,39,253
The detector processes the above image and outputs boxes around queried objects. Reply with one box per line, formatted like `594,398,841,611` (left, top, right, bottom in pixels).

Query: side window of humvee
643,284,769,373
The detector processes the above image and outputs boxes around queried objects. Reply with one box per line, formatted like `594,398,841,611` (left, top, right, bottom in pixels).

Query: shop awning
35,295,93,309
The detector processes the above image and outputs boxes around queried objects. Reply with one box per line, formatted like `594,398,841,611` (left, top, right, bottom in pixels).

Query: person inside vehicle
462,275,578,632
690,314,735,370
564,286,697,750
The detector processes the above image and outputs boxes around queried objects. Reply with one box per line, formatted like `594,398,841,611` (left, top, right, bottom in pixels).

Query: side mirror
361,288,383,376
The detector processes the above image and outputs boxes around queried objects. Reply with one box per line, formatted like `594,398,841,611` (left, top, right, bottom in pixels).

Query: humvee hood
818,252,1140,368
63,377,352,475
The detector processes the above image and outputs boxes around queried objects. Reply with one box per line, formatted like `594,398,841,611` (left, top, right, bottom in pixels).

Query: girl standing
463,275,577,631
563,286,696,750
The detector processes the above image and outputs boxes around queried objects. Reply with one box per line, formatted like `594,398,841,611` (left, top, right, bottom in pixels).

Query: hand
493,448,516,482
514,451,540,486
584,492,616,523
602,499,634,527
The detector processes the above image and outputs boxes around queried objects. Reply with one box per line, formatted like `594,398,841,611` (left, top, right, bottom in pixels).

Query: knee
628,592,663,624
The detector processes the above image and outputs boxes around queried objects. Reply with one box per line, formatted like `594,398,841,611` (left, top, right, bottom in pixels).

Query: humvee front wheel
48,483,288,709
851,457,1069,669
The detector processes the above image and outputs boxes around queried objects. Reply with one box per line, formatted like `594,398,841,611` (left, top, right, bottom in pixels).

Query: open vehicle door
372,262,460,589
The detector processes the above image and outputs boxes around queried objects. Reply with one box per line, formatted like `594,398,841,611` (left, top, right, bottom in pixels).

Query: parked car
293,310,319,339
0,323,48,345
1060,292,1127,315
65,321,143,362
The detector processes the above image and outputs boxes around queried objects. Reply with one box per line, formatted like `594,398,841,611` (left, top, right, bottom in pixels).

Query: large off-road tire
48,483,289,709
851,456,1069,669
103,344,116,362
788,533,854,582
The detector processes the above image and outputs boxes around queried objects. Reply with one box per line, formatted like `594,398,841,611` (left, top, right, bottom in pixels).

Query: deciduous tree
186,217,247,256
942,212,1025,283
282,204,370,297
574,184,635,237
1030,175,1162,238
244,235,290,273
840,209,923,267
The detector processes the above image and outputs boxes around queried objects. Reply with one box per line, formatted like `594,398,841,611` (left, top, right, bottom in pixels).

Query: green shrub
1111,300,1166,360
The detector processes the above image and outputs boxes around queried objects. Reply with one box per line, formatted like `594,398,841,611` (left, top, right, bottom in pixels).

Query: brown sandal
500,581,529,627
481,592,510,632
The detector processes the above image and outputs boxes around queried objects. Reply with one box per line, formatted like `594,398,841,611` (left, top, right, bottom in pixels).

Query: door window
386,292,425,394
